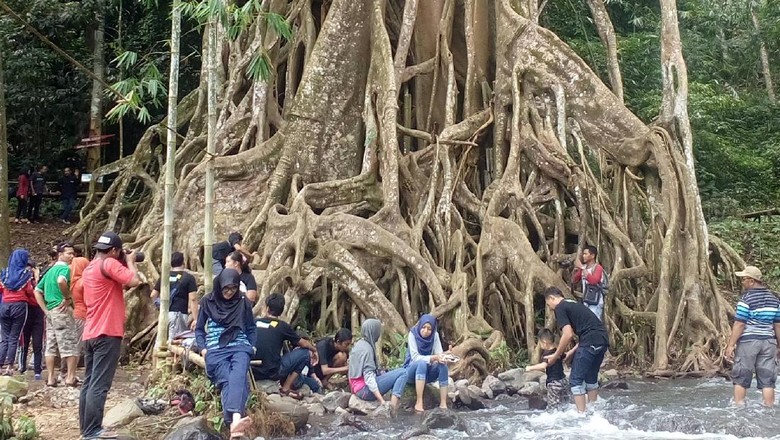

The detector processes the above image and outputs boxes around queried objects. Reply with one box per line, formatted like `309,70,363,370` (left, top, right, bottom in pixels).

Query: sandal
279,388,303,400
46,381,58,388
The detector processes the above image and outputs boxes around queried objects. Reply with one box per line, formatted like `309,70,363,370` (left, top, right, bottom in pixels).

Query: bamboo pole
155,0,182,365
203,5,218,295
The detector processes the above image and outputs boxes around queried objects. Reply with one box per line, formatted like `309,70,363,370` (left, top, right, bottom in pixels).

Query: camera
122,249,145,263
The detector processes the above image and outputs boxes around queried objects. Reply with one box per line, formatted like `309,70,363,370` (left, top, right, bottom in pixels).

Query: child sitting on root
525,328,572,408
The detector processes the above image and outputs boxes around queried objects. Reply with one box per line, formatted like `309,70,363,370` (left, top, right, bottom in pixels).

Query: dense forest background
3,0,780,278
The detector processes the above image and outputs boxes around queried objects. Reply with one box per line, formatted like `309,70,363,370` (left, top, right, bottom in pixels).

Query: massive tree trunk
71,0,740,375
87,0,106,172
0,46,9,265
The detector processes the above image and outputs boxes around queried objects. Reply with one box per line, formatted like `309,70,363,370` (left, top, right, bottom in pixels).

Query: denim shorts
569,344,607,395
732,339,778,389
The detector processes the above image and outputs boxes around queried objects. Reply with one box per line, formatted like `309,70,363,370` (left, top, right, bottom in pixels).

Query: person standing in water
543,287,609,413
726,266,780,407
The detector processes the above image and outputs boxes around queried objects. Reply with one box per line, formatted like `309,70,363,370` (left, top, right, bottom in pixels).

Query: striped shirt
203,319,251,350
734,287,780,342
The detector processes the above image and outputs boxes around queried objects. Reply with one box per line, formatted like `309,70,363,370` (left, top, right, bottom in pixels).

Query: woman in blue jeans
348,319,407,410
403,314,450,412
196,269,257,438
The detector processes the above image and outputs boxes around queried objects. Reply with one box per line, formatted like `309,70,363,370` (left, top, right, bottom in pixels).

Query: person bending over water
348,319,407,410
544,287,609,413
526,328,572,408
196,269,256,437
404,314,450,413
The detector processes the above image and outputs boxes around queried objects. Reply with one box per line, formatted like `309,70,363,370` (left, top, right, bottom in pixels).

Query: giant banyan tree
68,0,744,377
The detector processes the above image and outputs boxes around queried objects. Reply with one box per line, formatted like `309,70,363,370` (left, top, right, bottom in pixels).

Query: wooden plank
79,134,115,142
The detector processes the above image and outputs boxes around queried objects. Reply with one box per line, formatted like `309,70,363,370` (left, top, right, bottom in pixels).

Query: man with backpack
151,251,199,338
573,245,608,321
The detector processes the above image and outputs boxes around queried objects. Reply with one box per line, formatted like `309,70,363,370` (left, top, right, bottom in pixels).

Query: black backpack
582,266,609,306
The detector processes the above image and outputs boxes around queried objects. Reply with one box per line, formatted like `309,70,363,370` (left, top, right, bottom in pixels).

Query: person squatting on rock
79,232,141,440
310,328,353,390
251,293,320,398
151,252,199,338
348,319,407,410
525,328,572,408
544,287,609,413
403,314,450,413
726,265,780,407
0,249,38,376
34,242,79,387
195,269,256,438
572,245,607,321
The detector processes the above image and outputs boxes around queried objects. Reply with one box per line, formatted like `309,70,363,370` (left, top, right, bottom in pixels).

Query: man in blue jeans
251,293,320,399
543,287,609,412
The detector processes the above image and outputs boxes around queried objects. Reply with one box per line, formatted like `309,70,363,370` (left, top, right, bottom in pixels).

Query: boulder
266,393,310,431
481,375,506,398
321,391,351,412
103,399,145,428
400,384,440,411
454,379,469,389
517,381,543,397
304,402,326,416
602,380,629,390
528,395,548,410
0,377,28,399
163,416,222,440
603,369,619,380
337,413,376,432
422,408,467,431
347,395,380,415
459,386,485,410
255,380,280,395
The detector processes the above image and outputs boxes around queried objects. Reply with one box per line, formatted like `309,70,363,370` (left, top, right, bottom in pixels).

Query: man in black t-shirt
58,167,80,224
211,232,253,275
252,294,319,399
543,287,609,413
310,328,352,389
28,165,47,222
151,252,199,339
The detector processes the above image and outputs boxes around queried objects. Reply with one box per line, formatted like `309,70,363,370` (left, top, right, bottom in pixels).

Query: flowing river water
306,378,780,440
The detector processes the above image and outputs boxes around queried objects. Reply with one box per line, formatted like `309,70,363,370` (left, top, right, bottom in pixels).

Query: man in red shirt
572,245,607,321
79,232,140,440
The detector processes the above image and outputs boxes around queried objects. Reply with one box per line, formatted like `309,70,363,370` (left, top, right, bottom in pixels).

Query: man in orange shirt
79,232,140,440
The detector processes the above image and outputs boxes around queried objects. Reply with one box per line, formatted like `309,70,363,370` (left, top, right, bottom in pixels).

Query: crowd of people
0,229,777,438
12,165,81,224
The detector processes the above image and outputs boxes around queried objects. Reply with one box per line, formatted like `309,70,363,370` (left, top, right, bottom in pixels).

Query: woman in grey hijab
348,319,407,408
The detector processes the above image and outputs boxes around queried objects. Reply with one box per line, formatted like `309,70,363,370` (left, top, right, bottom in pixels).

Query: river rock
528,395,547,410
422,408,467,431
347,395,380,415
163,416,221,440
266,393,310,431
517,381,543,397
103,398,144,428
481,375,506,399
321,391,351,412
603,369,619,380
304,402,326,416
255,380,280,394
401,424,430,440
337,413,376,432
602,380,629,390
406,436,439,440
400,384,439,411
457,385,485,410
0,376,28,399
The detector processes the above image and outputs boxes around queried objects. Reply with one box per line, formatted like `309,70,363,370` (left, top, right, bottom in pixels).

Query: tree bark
156,0,182,356
585,0,624,102
87,0,106,172
203,12,218,294
750,6,777,103
0,46,9,265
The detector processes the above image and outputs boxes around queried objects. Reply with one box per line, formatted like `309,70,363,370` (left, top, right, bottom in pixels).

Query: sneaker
61,219,71,224
34,374,42,380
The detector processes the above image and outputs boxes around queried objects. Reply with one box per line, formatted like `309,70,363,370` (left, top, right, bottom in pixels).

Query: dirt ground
16,366,149,440
8,219,74,264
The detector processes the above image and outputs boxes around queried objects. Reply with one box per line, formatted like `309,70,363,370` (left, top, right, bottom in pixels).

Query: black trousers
79,336,122,438
16,196,28,220
19,304,44,374
0,302,27,366
27,194,43,221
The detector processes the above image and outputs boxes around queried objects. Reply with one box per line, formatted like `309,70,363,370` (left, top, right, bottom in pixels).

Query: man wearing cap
726,266,780,407
79,232,141,439
34,242,79,387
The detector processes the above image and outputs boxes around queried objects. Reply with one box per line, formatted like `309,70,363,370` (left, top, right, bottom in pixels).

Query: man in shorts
726,266,780,407
34,242,79,387
543,287,609,412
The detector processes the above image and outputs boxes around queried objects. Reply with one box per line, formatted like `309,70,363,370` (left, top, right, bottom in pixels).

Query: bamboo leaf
112,51,138,69
246,51,272,81
266,13,292,40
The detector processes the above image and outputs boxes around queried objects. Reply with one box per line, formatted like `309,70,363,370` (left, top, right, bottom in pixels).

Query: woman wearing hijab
0,249,37,375
348,319,407,409
195,269,256,438
403,314,450,412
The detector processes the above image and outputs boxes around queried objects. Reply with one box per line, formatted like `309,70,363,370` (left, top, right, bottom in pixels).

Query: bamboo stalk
203,4,218,295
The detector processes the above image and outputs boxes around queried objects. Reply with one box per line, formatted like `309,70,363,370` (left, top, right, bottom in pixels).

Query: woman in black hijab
195,269,256,438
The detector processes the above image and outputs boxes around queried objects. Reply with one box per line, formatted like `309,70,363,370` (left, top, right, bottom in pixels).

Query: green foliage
488,341,529,372
384,333,408,369
13,415,40,440
710,218,780,286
